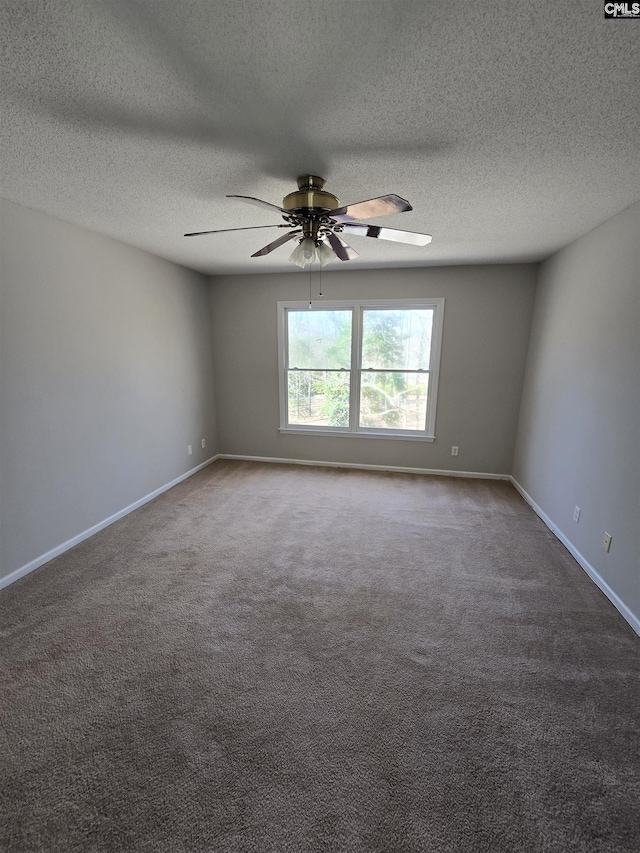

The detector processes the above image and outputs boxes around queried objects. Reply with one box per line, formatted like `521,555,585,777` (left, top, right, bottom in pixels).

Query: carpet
1,460,638,852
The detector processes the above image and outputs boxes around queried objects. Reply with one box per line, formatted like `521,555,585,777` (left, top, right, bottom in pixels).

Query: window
278,299,444,440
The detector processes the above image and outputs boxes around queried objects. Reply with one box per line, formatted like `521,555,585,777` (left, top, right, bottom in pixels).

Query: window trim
277,298,445,441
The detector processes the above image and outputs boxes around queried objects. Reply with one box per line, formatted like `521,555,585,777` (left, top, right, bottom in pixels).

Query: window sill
279,428,435,442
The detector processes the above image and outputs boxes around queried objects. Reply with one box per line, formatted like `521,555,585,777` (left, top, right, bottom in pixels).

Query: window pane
288,370,350,427
287,310,352,370
359,372,429,431
361,309,433,370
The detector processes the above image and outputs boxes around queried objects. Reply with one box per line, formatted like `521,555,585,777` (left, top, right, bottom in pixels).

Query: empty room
1,2,638,851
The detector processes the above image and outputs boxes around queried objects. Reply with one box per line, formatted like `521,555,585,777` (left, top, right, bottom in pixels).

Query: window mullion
349,306,362,432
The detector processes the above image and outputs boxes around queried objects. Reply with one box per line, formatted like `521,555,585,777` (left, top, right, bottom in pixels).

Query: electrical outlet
603,532,612,552
188,444,192,455
451,446,459,456
573,506,581,523
201,438,206,448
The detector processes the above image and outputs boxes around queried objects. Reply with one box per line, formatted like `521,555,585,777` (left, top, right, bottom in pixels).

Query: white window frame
277,298,445,441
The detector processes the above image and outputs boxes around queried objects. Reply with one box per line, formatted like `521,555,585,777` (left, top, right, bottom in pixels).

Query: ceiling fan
184,175,432,268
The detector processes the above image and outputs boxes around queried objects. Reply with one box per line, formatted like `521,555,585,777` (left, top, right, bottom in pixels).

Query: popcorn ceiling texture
1,460,638,852
1,0,639,274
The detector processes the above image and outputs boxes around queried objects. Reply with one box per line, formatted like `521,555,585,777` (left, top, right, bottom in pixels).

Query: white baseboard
510,477,640,637
218,453,510,480
0,455,220,592
8,458,635,639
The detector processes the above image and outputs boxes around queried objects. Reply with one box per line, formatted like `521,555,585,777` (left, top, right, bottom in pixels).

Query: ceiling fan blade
326,231,359,261
227,194,287,214
251,230,302,257
327,194,412,223
184,224,289,237
341,223,432,246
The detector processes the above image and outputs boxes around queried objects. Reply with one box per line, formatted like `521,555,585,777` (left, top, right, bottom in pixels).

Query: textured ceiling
1,0,639,275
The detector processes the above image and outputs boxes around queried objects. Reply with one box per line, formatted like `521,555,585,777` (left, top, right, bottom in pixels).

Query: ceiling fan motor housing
282,176,339,213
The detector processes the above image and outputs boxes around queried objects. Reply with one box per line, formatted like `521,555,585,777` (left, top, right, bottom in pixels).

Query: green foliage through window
284,303,440,435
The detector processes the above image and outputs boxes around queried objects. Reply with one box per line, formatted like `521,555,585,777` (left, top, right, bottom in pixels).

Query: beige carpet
1,459,638,852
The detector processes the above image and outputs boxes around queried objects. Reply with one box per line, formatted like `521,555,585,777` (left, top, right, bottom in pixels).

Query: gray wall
210,264,537,474
3,194,636,629
0,199,217,582
513,202,639,624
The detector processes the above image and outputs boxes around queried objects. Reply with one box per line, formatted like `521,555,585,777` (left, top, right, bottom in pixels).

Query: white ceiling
1,0,639,275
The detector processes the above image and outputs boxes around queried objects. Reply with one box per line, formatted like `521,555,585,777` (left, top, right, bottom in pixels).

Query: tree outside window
280,299,444,439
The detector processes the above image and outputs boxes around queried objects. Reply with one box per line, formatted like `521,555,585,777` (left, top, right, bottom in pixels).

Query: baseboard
218,453,510,480
510,477,640,637
0,455,220,592
9,458,635,639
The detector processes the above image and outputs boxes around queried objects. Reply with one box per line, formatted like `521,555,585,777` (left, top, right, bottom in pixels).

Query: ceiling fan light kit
288,236,335,269
185,175,432,268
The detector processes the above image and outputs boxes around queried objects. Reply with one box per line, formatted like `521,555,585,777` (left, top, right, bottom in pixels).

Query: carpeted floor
1,459,638,852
